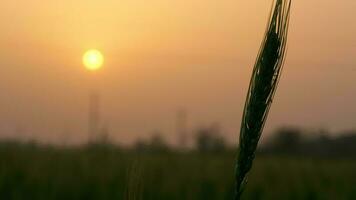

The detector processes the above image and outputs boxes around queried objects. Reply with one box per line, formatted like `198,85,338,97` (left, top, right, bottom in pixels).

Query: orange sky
0,0,356,145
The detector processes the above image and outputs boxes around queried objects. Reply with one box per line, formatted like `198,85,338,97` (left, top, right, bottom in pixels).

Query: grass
0,145,355,200
235,0,291,199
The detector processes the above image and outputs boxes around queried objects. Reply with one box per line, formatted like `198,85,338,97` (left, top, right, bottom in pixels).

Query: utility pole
176,109,188,150
89,92,100,143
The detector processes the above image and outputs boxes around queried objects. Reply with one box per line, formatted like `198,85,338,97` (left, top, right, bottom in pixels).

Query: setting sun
83,49,104,71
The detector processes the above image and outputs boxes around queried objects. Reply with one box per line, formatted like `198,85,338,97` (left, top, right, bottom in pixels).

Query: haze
0,0,355,145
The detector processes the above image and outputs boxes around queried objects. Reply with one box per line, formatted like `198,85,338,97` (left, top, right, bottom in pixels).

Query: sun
83,49,104,71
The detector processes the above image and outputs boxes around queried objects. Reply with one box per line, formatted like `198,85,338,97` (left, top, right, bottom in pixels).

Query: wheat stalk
234,0,291,199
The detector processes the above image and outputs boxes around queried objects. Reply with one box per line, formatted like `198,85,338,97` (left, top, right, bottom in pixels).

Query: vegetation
0,142,356,200
235,0,291,198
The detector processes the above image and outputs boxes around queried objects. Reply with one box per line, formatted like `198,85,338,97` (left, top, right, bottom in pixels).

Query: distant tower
88,92,100,143
176,109,188,149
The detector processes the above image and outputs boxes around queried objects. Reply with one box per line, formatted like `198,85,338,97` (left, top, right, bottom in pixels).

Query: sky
0,0,355,145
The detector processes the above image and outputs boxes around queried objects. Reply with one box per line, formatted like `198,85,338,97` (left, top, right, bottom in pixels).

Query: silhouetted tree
150,132,169,152
195,124,226,152
274,128,302,151
263,128,356,158
134,139,149,152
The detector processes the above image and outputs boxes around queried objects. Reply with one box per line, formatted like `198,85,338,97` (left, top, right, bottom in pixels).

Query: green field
0,144,355,200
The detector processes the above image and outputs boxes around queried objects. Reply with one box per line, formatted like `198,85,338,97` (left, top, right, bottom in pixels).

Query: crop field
0,144,355,200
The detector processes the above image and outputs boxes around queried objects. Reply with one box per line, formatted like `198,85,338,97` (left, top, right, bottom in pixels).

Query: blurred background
0,0,356,199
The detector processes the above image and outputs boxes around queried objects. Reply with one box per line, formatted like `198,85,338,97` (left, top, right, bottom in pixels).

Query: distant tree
133,131,169,153
332,131,356,157
149,132,169,152
264,127,356,158
195,124,227,152
269,127,303,154
134,139,149,152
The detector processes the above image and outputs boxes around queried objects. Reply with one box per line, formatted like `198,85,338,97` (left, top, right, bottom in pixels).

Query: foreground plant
234,0,291,199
